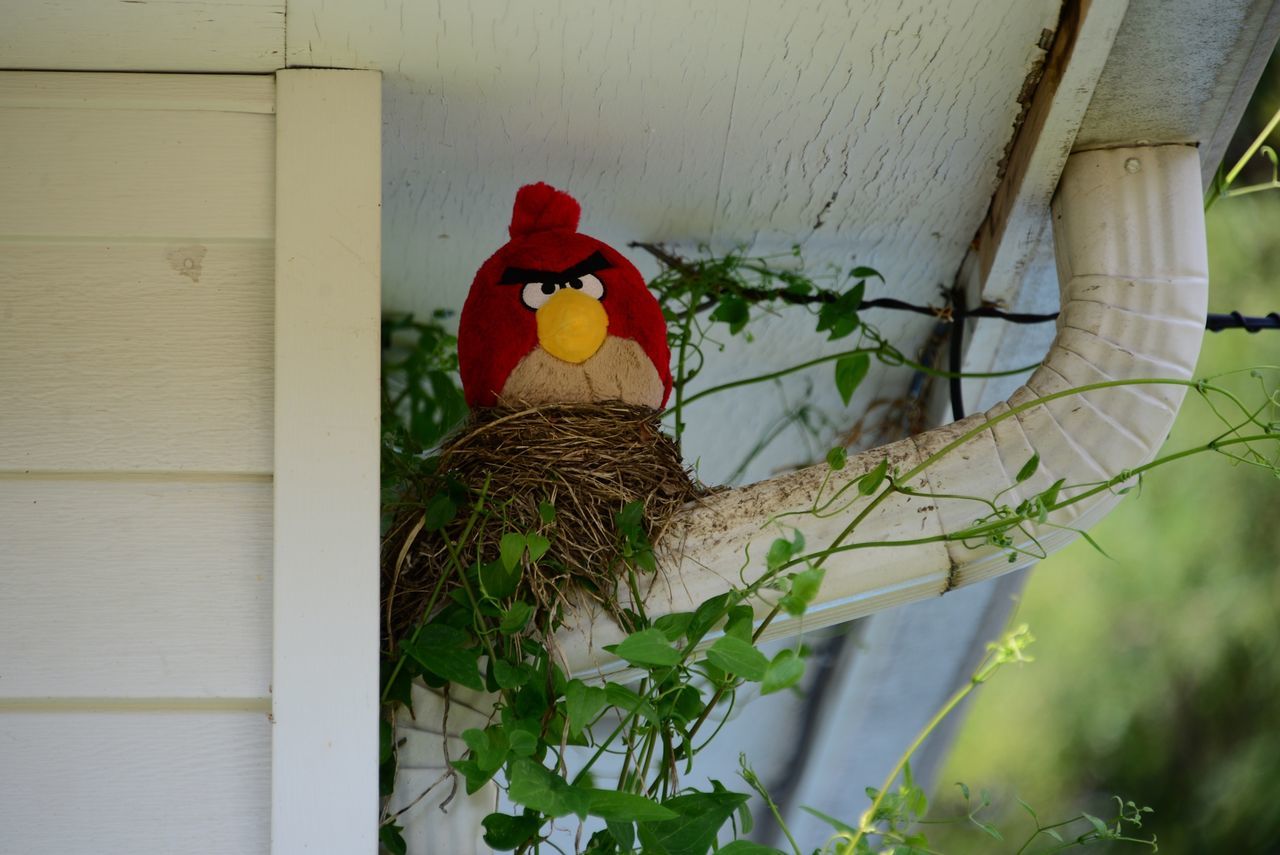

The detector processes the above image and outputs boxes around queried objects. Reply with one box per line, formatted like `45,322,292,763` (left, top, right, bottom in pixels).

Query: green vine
1205,105,1280,209
378,247,1279,855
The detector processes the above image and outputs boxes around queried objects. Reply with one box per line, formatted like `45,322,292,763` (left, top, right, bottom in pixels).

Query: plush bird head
458,183,672,410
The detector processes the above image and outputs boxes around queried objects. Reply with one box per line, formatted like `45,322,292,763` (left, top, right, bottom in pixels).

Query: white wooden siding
0,712,270,853
0,74,275,854
0,478,271,698
0,242,273,473
0,1,285,73
0,109,274,239
0,72,276,114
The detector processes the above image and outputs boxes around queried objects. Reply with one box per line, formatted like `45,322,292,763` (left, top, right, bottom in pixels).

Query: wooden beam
273,69,382,855
968,0,1128,304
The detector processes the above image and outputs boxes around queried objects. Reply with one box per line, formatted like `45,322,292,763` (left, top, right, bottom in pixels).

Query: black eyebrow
498,251,612,284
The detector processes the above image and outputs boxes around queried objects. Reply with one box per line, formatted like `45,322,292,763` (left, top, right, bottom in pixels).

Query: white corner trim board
273,69,382,855
561,144,1209,676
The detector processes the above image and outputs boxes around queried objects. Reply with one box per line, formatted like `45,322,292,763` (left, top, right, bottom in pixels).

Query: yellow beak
535,289,608,364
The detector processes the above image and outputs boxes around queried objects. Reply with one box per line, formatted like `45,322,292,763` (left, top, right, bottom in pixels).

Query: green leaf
479,559,521,600
462,726,509,773
851,265,882,280
452,757,496,794
834,353,871,405
507,758,590,819
525,532,551,563
1083,813,1108,834
379,822,408,855
761,648,806,695
537,501,557,524
766,537,795,572
607,820,635,850
801,805,856,835
654,612,693,642
857,458,889,495
604,683,658,723
506,726,538,758
636,790,749,855
499,532,526,572
564,679,609,738
380,717,394,765
616,501,646,537
422,494,457,531
723,605,754,641
493,659,530,689
905,782,927,816
709,295,750,334
779,566,825,616
848,279,866,307
718,842,786,854
382,656,415,708
974,820,1004,840
815,288,863,341
706,635,768,681
1016,452,1040,483
1041,477,1065,509
826,446,847,470
500,601,535,635
481,812,541,851
404,624,485,691
586,789,679,822
604,628,681,668
688,592,732,640
667,683,705,723
631,545,658,574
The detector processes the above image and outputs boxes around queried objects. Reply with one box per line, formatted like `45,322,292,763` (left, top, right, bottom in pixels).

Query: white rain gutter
561,143,1209,675
390,143,1210,852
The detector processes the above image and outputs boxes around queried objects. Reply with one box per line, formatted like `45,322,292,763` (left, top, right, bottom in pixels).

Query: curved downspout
561,144,1209,674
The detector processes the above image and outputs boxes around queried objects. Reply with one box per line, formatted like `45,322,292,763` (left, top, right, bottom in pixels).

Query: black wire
1206,311,1280,332
949,290,967,422
634,243,1279,423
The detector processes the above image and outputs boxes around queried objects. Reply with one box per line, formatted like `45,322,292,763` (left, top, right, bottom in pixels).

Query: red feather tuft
508,182,581,239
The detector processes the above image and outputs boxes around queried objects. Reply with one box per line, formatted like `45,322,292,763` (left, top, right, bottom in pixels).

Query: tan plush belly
498,336,664,408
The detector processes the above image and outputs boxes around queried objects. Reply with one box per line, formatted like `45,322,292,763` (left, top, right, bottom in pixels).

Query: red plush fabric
508,182,580,239
458,183,673,409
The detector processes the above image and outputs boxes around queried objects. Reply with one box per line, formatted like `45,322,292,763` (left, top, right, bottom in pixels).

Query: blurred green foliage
932,181,1280,852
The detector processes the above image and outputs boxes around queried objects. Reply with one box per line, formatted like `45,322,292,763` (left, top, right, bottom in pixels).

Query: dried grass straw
381,402,705,648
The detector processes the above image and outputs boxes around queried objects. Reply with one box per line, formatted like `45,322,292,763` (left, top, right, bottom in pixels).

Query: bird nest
381,402,705,649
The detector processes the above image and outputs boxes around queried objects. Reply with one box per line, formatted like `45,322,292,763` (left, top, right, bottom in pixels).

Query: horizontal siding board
0,107,274,239
0,479,272,698
0,0,284,73
0,72,275,114
0,711,270,854
0,242,273,473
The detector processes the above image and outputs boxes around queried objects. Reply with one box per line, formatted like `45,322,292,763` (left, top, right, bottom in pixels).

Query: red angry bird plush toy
457,183,672,410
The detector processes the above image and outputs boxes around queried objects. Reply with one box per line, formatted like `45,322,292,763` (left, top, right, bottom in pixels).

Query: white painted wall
289,0,1063,485
0,72,276,854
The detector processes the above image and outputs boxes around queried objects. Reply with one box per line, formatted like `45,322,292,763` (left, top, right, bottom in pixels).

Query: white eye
568,273,605,300
520,275,605,310
521,281,558,310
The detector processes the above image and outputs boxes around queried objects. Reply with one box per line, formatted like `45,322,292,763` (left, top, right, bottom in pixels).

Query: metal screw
1124,157,1141,174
